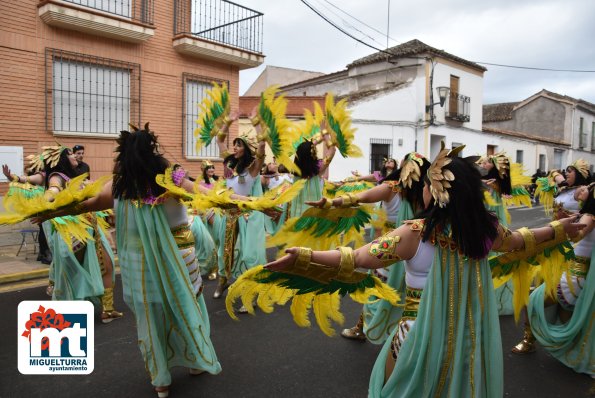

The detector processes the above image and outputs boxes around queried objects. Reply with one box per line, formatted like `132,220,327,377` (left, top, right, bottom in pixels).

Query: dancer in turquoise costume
288,135,336,218
212,111,267,299
308,152,430,344
264,146,584,397
38,126,222,397
5,146,121,323
262,161,292,235
527,183,594,376
350,157,397,184
513,159,591,354
199,160,223,280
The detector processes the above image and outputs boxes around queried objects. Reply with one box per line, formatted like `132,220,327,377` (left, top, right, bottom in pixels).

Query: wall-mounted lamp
425,86,450,112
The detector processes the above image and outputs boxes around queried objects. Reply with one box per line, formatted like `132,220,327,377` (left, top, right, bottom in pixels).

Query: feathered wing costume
194,82,230,152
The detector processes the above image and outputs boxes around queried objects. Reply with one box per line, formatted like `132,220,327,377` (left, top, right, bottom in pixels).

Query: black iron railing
445,92,471,123
174,0,263,54
51,0,154,25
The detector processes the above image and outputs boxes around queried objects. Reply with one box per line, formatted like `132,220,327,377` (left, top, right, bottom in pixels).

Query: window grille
59,0,154,24
369,138,392,173
46,48,140,135
183,74,228,158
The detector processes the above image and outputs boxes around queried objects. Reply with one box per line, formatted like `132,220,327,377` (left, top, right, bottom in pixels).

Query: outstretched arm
266,223,421,272
2,164,44,185
216,110,239,157
306,182,395,208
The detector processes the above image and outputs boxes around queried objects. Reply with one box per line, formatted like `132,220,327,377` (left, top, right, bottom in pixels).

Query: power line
310,0,388,49
320,0,400,45
475,62,595,73
300,0,393,56
301,1,595,74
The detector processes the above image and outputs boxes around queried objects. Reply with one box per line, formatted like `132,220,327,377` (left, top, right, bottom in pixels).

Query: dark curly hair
44,148,79,188
202,165,219,185
112,124,170,200
579,184,595,215
223,138,255,176
421,156,499,259
380,158,397,178
293,141,319,178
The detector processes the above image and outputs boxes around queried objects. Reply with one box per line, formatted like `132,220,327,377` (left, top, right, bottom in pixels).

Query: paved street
0,205,593,398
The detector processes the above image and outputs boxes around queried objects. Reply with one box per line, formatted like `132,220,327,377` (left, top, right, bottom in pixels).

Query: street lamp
425,86,451,112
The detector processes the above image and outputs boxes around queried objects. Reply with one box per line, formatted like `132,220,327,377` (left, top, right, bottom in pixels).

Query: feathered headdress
324,93,362,158
235,133,257,154
26,143,68,173
570,158,589,178
201,160,214,171
427,142,464,208
400,152,426,189
194,82,230,151
490,152,510,179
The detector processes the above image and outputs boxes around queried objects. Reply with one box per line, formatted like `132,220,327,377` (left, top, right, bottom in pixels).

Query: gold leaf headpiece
235,133,257,154
400,152,425,189
26,143,68,173
201,160,214,171
490,152,510,179
427,143,465,208
570,158,589,178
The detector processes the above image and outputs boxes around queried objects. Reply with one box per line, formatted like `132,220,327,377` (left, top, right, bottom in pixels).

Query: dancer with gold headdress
307,152,430,344
231,143,584,397
512,158,592,354
2,145,121,323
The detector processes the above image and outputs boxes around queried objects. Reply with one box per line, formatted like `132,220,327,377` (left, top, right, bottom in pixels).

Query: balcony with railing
38,0,155,43
445,92,471,123
173,0,264,69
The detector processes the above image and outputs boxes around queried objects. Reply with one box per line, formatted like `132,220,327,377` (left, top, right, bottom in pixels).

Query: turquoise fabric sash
289,175,323,218
115,200,221,387
528,245,595,376
363,197,410,345
369,247,503,397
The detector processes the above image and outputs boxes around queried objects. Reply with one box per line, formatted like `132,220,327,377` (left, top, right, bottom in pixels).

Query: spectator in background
73,145,90,178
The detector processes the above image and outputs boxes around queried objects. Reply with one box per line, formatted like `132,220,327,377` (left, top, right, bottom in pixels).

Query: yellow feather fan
324,93,362,158
226,265,399,337
0,174,111,226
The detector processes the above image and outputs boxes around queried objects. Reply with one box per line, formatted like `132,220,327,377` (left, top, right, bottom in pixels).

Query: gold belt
402,287,422,320
170,224,195,249
570,256,590,277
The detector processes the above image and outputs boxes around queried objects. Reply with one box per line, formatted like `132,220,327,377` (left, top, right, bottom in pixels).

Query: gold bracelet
250,115,261,126
295,247,313,272
217,129,227,139
548,220,565,241
339,193,359,207
337,246,355,281
223,115,233,127
256,152,265,160
322,198,332,209
11,174,19,182
517,227,535,254
256,132,268,142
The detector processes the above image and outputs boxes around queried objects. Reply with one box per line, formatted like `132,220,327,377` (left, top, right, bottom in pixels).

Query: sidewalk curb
0,269,49,284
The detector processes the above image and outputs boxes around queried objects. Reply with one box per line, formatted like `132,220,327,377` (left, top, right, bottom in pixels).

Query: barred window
370,138,392,173
183,74,227,158
46,49,140,135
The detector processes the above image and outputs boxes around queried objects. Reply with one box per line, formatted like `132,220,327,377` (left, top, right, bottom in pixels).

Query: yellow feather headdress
427,142,464,208
569,158,589,178
400,152,426,189
26,143,68,173
490,152,510,180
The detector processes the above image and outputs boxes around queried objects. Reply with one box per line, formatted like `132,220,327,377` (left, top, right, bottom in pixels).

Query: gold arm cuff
549,220,566,243
216,130,227,139
518,227,535,254
322,198,332,209
223,115,233,127
250,115,261,126
339,193,359,208
220,150,231,159
295,247,312,273
11,174,19,182
255,152,265,160
337,246,355,281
